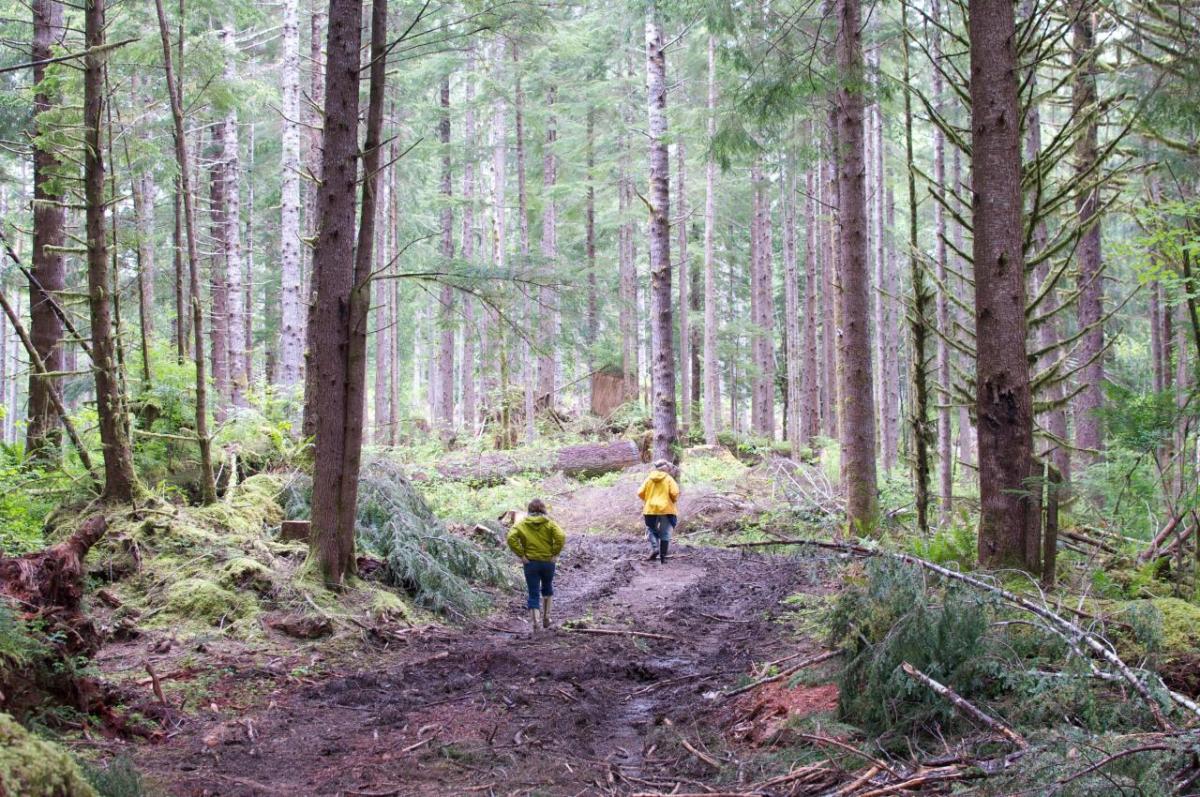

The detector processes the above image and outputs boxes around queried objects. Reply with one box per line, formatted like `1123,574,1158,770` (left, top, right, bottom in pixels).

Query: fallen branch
144,661,169,707
721,649,840,699
901,661,1027,748
567,627,676,641
793,733,899,778
679,737,721,769
730,537,1199,727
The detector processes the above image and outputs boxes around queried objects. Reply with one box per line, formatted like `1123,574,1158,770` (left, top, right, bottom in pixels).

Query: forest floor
86,468,844,797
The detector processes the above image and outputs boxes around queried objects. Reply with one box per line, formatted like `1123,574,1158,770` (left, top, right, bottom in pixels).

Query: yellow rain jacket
506,515,566,562
637,470,680,515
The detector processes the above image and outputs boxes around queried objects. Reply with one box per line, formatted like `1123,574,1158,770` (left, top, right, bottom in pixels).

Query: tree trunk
645,2,678,462
173,180,188,362
436,71,455,433
586,107,599,365
901,0,931,535
702,35,720,445
209,145,230,418
27,0,66,463
932,0,952,520
834,0,879,534
488,46,509,443
512,48,536,441
300,0,326,437
802,152,821,443
309,0,365,586
619,119,639,404
219,22,247,407
969,0,1038,571
84,0,139,503
821,151,840,439
537,87,558,410
154,0,217,504
1071,0,1105,465
461,45,478,432
373,172,391,444
678,140,691,437
783,157,803,456
279,0,304,389
131,169,156,369
952,146,976,469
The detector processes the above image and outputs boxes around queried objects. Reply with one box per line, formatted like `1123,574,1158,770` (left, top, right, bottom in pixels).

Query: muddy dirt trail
132,533,830,797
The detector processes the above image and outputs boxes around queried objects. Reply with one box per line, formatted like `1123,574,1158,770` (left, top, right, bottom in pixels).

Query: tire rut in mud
134,536,828,796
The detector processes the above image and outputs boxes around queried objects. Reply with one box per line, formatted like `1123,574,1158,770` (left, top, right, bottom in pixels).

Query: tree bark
309,0,365,586
373,172,391,444
279,0,304,389
27,0,66,463
208,142,230,418
300,0,326,437
677,140,691,437
219,21,247,407
618,103,639,404
821,150,840,440
702,35,720,445
85,0,139,503
154,0,217,504
461,45,478,431
932,0,952,520
436,71,455,433
783,158,803,456
645,1,678,462
969,0,1038,571
586,107,599,365
802,151,821,443
834,0,878,533
512,47,536,441
1071,0,1105,464
537,87,558,410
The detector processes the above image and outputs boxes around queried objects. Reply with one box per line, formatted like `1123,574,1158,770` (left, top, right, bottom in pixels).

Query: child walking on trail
506,499,566,634
638,459,680,564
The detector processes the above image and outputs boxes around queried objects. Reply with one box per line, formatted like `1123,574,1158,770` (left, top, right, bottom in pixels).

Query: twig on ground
144,661,168,706
793,733,899,778
721,649,841,699
679,737,721,769
900,662,1027,748
567,627,676,641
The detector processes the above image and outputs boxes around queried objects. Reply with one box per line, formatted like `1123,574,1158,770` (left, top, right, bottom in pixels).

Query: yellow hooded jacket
637,470,680,515
506,515,566,562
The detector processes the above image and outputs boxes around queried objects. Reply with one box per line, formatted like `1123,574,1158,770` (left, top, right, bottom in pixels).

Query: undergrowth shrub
906,521,977,569
283,457,509,616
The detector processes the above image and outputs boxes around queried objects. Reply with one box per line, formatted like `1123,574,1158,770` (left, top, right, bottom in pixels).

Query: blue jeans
523,560,555,609
644,514,677,552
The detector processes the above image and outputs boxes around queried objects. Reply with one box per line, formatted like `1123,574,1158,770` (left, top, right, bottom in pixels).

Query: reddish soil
105,536,832,796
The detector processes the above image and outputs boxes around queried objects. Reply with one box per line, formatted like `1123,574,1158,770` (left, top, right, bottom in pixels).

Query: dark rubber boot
659,539,669,564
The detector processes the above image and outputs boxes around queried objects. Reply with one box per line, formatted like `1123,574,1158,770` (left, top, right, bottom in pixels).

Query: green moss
219,557,275,596
368,589,414,623
162,578,251,626
1150,597,1200,654
0,712,98,797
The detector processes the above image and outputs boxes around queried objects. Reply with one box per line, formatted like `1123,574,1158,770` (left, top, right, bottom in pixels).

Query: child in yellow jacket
637,460,680,564
506,498,566,633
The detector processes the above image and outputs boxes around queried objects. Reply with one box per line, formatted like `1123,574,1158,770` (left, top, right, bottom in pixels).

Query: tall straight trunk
821,152,840,438
952,146,976,468
1025,81,1071,481
131,172,156,347
969,0,1038,571
85,0,138,502
209,146,230,418
618,140,639,403
300,0,326,436
155,0,216,504
690,244,702,428
677,140,691,435
436,72,455,432
513,50,535,441
1151,277,1166,393
27,0,66,462
585,108,599,359
373,171,391,443
702,35,720,444
460,45,477,431
174,180,188,362
783,158,803,455
901,0,931,534
488,48,508,441
802,158,821,442
932,0,952,519
244,125,255,387
310,0,385,585
884,186,902,463
537,87,558,409
279,0,304,388
749,164,764,434
1071,0,1105,464
834,0,879,533
873,94,898,471
645,1,677,462
219,22,246,407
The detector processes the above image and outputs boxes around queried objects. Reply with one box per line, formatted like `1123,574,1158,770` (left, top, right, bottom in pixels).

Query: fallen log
422,439,641,483
566,627,675,641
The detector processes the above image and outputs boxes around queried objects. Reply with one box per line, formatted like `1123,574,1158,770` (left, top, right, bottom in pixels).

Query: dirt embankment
128,535,830,796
